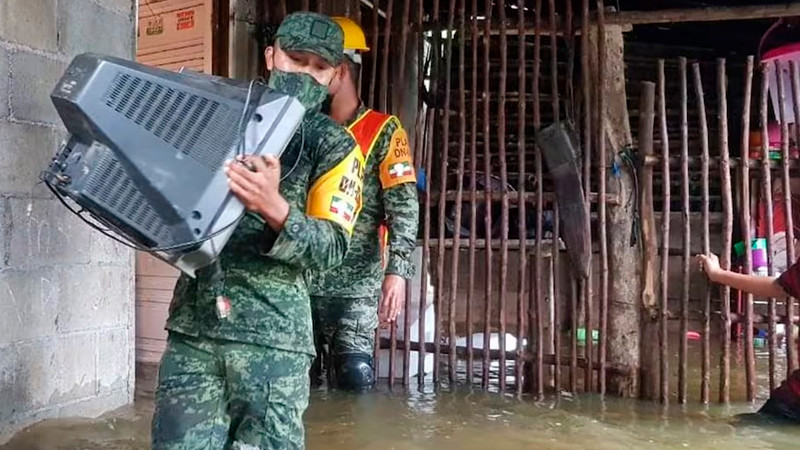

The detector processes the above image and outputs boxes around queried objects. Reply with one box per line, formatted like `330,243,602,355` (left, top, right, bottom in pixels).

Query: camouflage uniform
151,13,363,450
307,105,419,387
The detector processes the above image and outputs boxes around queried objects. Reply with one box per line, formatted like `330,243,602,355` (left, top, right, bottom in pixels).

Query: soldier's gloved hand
225,155,289,231
379,274,406,323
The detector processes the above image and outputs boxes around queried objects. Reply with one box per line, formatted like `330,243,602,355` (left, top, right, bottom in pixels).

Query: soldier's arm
266,126,363,271
379,119,419,279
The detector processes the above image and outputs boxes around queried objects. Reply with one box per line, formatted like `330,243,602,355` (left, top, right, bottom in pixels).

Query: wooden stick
482,0,494,389
596,0,609,396
581,0,594,393
378,0,394,111
761,63,778,393
678,56,690,405
718,58,733,404
435,0,456,388
467,0,479,389
533,0,544,399
549,0,562,394
778,60,797,380
601,3,800,26
496,0,510,393
741,56,756,402
566,0,576,121
658,59,670,405
692,62,711,404
368,0,380,108
415,0,429,389
638,79,657,401
515,0,528,397
399,0,412,382
448,0,467,386
567,0,578,392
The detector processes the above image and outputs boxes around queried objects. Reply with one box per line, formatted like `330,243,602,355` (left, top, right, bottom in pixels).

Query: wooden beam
603,3,800,26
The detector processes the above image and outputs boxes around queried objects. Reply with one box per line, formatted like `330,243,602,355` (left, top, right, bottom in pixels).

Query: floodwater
3,383,800,450
3,329,800,449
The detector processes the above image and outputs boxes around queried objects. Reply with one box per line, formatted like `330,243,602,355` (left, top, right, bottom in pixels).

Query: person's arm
226,127,363,272
377,119,419,321
696,253,789,298
378,119,419,279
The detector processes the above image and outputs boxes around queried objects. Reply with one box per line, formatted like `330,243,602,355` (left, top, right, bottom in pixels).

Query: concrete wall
0,0,137,442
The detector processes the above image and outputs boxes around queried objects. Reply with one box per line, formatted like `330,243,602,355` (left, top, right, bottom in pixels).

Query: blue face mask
267,70,330,111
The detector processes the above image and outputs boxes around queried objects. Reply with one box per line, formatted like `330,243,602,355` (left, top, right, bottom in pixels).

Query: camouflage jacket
165,111,363,357
307,105,419,298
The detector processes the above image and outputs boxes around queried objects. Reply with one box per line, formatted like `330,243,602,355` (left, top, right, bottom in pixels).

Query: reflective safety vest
348,108,394,268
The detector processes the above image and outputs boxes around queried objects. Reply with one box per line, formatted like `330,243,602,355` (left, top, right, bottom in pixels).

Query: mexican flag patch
389,161,413,179
329,196,355,222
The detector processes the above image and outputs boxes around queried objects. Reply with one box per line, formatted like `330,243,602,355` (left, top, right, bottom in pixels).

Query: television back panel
50,53,304,245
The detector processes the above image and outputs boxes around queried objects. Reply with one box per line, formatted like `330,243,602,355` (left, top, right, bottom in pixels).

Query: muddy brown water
3,337,800,449
3,385,800,450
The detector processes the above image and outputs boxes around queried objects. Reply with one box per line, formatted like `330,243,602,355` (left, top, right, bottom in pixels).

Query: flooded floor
3,385,800,450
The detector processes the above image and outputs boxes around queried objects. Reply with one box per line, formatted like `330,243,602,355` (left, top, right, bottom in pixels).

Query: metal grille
84,149,172,243
103,72,239,171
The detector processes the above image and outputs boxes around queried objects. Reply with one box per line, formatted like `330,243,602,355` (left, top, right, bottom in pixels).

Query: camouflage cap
276,12,344,66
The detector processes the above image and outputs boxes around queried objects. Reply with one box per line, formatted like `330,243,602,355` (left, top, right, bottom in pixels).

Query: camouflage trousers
152,332,312,450
311,295,378,356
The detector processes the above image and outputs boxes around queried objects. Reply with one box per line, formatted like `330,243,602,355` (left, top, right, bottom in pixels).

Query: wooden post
587,21,639,397
638,80,658,401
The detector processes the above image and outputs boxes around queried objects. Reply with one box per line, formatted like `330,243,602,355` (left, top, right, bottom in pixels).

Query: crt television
41,53,305,276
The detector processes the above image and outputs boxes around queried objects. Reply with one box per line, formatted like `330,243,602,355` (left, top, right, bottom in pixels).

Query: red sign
176,10,195,30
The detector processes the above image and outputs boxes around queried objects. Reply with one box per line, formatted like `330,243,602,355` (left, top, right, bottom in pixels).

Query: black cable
42,175,247,253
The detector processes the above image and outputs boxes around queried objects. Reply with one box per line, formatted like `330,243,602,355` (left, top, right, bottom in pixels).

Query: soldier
308,16,419,391
151,12,364,450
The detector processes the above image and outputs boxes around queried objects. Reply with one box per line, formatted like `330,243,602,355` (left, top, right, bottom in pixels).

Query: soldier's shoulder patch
379,125,416,189
306,145,365,235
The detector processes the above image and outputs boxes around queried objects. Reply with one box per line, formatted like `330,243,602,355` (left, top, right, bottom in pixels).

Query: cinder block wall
0,0,137,442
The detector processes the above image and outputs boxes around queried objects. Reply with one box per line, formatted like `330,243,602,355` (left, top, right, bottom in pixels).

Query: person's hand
225,155,288,230
695,253,721,282
379,274,406,323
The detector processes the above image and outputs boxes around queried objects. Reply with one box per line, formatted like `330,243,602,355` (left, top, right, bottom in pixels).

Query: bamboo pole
447,0,467,386
678,56,690,405
718,58,733,404
638,79,657,401
596,0,609,396
497,0,510,393
566,0,575,121
515,0,528,397
761,63,778,393
741,56,756,402
549,0,562,394
378,0,394,111
482,0,494,389
692,62,711,404
581,0,594,393
435,0,456,387
414,0,427,387
778,60,796,381
400,0,412,384
532,0,544,399
418,0,440,387
657,59,670,405
368,0,380,108
601,3,800,26
467,0,479,388
566,0,579,394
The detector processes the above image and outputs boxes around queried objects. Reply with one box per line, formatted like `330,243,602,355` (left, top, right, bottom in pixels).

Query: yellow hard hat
331,16,370,52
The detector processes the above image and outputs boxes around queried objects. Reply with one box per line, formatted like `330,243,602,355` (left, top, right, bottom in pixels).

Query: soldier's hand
379,274,406,323
225,155,289,231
